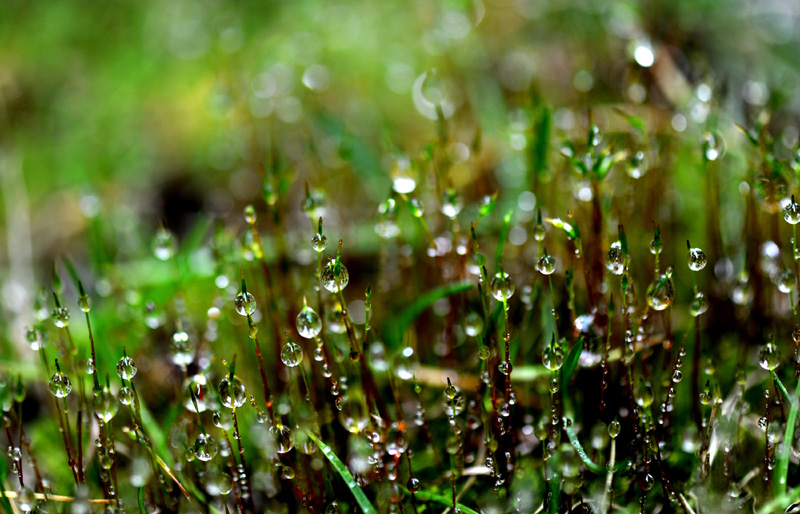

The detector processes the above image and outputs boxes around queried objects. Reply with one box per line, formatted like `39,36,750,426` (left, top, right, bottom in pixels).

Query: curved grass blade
307,432,377,514
561,337,583,393
387,282,473,347
137,487,147,514
773,372,800,496
401,487,480,514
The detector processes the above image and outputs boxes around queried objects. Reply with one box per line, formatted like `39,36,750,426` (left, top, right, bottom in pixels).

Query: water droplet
24,326,43,351
646,270,675,311
338,395,369,434
311,233,328,253
118,386,134,406
49,372,72,398
702,131,725,161
533,223,546,242
690,291,709,317
78,294,92,313
170,330,195,369
608,420,621,438
193,433,218,462
116,356,137,380
183,374,208,412
152,227,176,260
635,379,654,408
280,341,304,367
321,259,350,293
51,306,70,328
93,387,118,423
542,343,564,371
464,312,484,337
205,469,233,496
234,292,257,316
605,241,625,275
498,361,511,375
393,347,419,381
628,150,647,178
758,341,781,371
218,375,246,408
296,306,322,339
536,254,556,275
15,486,35,512
672,370,683,383
85,358,95,375
407,476,421,493
490,272,515,301
785,198,800,225
687,247,707,271
758,416,768,429
440,189,462,219
478,346,490,360
649,239,662,255
777,268,796,293
640,473,655,491
390,155,416,194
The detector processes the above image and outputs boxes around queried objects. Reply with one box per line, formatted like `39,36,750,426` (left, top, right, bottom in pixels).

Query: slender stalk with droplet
240,272,275,425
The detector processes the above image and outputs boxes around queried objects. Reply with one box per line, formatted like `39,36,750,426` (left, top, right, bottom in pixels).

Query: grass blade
307,432,377,514
773,372,800,496
561,336,583,393
387,282,473,347
137,487,147,514
494,209,513,273
403,488,480,514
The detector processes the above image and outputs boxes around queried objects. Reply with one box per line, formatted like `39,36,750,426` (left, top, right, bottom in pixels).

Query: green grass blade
561,336,583,393
137,486,147,514
774,372,800,496
494,209,513,273
403,488,480,514
307,432,377,514
0,455,13,514
387,282,473,347
565,422,605,473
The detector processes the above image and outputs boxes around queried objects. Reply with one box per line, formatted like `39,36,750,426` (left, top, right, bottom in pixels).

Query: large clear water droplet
536,254,556,275
116,356,137,380
542,343,564,371
311,233,328,253
296,307,322,339
49,372,72,398
605,241,625,275
269,424,294,454
193,433,218,462
687,247,707,271
785,199,800,225
646,269,675,311
51,307,70,328
218,375,246,408
280,341,304,367
234,292,257,316
758,342,781,371
321,260,349,293
490,272,515,301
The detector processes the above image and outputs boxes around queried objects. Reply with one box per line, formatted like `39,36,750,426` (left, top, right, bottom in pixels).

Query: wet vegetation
3,0,800,513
